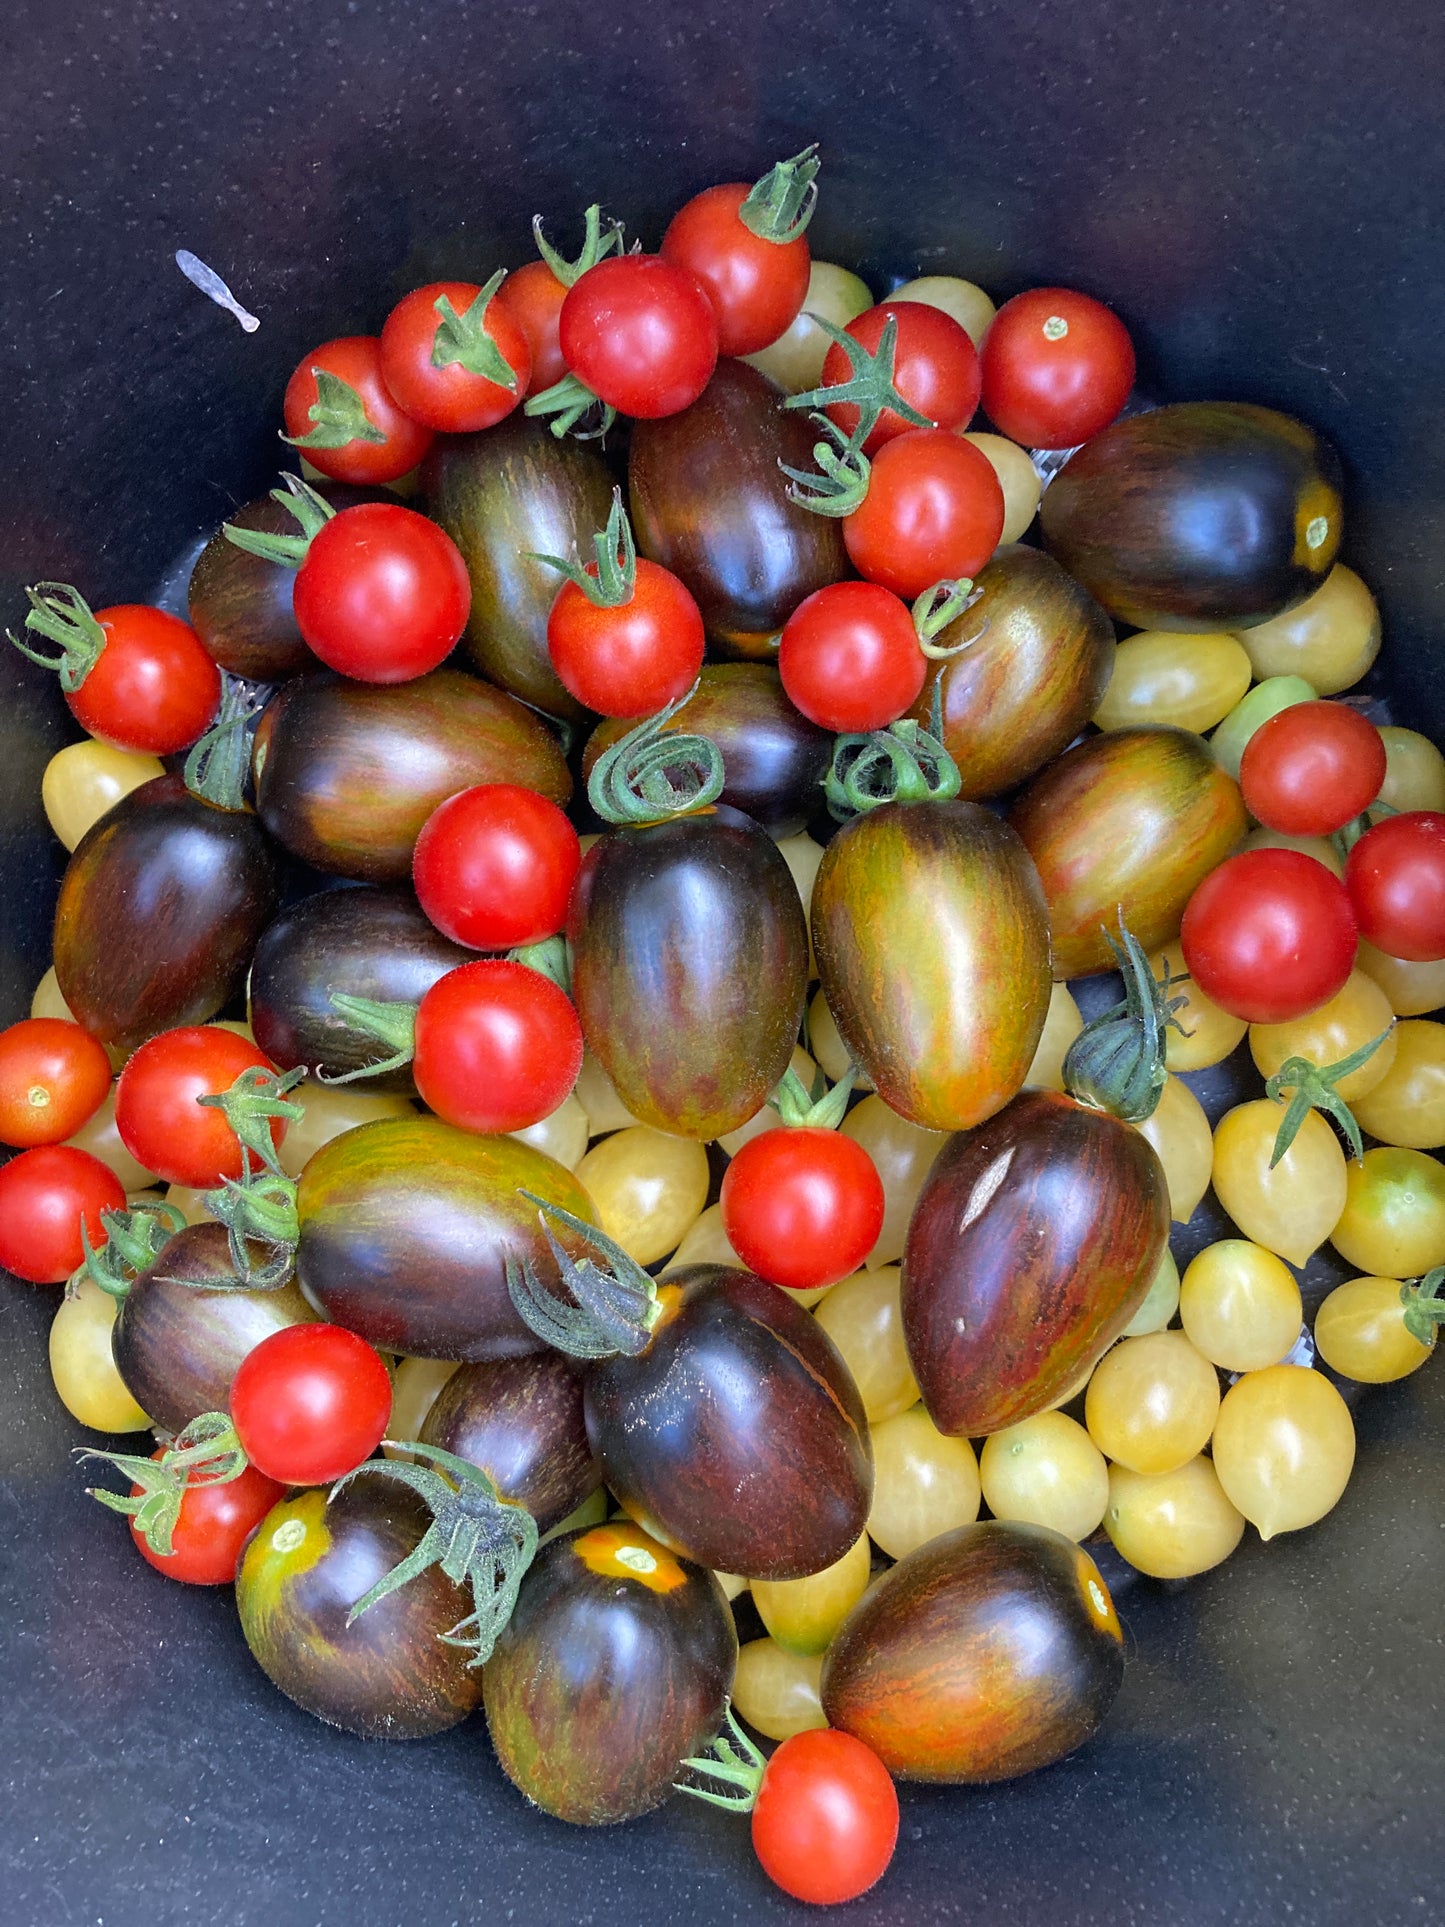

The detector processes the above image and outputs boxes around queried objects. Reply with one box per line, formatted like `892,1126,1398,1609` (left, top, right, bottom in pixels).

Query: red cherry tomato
559,256,719,418
52,603,222,755
115,1027,284,1190
721,1127,885,1292
660,183,811,357
1180,848,1359,1024
0,1019,113,1148
131,1459,285,1586
1239,700,1387,836
230,1324,393,1486
291,503,471,684
282,336,434,485
496,262,571,396
1345,810,1445,962
0,1145,125,1284
413,784,581,951
980,287,1135,448
821,300,981,453
750,1728,899,1906
413,961,583,1135
378,279,531,433
778,581,926,733
546,561,704,717
844,429,1005,600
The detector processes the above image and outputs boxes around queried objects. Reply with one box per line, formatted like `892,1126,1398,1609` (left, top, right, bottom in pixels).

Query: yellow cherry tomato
741,261,872,392
275,1081,415,1179
664,1201,740,1273
1104,1456,1245,1578
1352,1021,1445,1149
510,1092,589,1171
573,1050,641,1137
1151,944,1248,1072
807,987,872,1090
1329,1146,1445,1278
576,1126,709,1267
1355,942,1445,1018
1094,631,1252,735
1084,1331,1220,1476
1023,981,1084,1093
866,1405,981,1560
979,1411,1109,1541
778,833,824,975
1121,1246,1181,1337
839,1093,944,1265
812,1265,920,1423
751,1531,872,1655
732,1638,828,1743
1178,1239,1302,1371
1248,969,1396,1102
961,431,1040,543
890,274,997,347
49,1273,151,1432
717,1047,817,1156
65,1085,158,1191
1232,563,1380,694
164,1182,217,1227
382,1356,461,1458
1378,727,1445,814
1211,1364,1356,1540
1314,1275,1435,1383
1134,1073,1212,1222
1211,1100,1347,1265
42,739,166,851
1237,826,1345,877
30,965,76,1026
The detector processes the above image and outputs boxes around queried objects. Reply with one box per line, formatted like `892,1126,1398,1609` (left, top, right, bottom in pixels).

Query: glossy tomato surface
820,299,981,451
292,503,471,683
282,334,433,484
131,1458,285,1586
559,255,718,417
980,287,1135,448
751,1729,899,1905
661,181,811,356
68,605,220,755
1181,847,1359,1021
115,1025,283,1188
230,1324,392,1486
412,783,580,950
1344,811,1445,960
843,428,1005,599
0,1144,125,1284
378,279,529,432
0,1018,111,1147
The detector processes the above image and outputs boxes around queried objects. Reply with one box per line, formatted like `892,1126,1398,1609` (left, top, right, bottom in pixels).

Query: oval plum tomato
379,279,531,433
413,961,583,1134
115,1026,285,1189
0,1145,125,1284
291,503,471,684
1345,811,1445,961
559,256,719,418
131,1458,285,1586
282,335,434,485
721,1127,886,1292
413,784,581,951
750,1728,899,1906
821,301,981,453
230,1324,393,1486
661,184,811,357
844,429,1005,600
0,1019,112,1147
1240,700,1387,836
496,261,570,395
546,562,705,717
980,288,1136,448
778,581,926,733
1181,848,1358,1024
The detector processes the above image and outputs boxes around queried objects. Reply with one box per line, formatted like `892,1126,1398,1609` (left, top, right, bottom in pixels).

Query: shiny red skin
1345,810,1445,961
115,1025,282,1188
131,1459,286,1586
778,580,927,732
1240,700,1387,836
412,783,581,951
68,605,220,754
0,1144,126,1284
378,280,530,432
495,261,569,395
230,1324,393,1486
560,255,719,418
660,182,811,356
721,1127,886,1292
413,960,583,1135
751,1730,900,1905
843,429,1005,600
980,288,1135,448
291,503,471,684
822,300,981,452
1181,847,1359,1022
546,557,705,716
0,1019,112,1148
282,335,434,484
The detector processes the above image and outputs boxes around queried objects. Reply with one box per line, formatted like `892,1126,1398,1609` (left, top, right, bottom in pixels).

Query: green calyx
1265,1026,1395,1168
1333,799,1398,864
738,146,821,243
197,1063,306,1174
530,488,636,608
587,686,726,826
222,471,337,569
913,578,987,659
78,1199,186,1300
785,312,933,449
7,581,108,692
771,1064,855,1130
1063,922,1190,1124
532,202,626,289
281,367,386,452
824,682,961,819
1401,1268,1445,1347
508,935,572,995
318,992,417,1084
202,1167,298,1288
80,1412,247,1558
524,370,615,441
330,1439,538,1668
506,1192,662,1361
778,411,870,517
182,672,265,811
431,271,520,389
675,1702,766,1811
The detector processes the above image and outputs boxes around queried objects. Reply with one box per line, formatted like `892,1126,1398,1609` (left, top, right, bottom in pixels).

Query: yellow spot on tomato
574,1522,687,1593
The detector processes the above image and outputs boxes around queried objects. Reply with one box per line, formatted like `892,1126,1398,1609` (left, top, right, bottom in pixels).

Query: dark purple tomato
418,1351,599,1534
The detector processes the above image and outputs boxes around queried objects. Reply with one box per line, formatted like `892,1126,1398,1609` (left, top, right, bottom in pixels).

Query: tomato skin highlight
131,1458,285,1586
1345,811,1445,961
1239,699,1387,835
68,606,221,755
282,335,433,485
378,279,530,433
495,261,569,395
980,287,1135,448
843,428,1005,600
546,557,705,717
413,960,584,1136
0,1018,112,1148
822,299,981,452
750,1728,900,1906
778,580,926,732
1182,847,1360,1023
115,1026,283,1189
661,181,811,357
291,503,471,684
230,1323,393,1486
412,783,581,951
722,1128,885,1292
0,1144,126,1284
560,255,719,418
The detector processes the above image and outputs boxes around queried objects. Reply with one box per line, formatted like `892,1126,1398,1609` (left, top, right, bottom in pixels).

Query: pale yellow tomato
717,1047,817,1156
65,1085,157,1190
1329,1146,1445,1278
890,274,997,347
49,1273,151,1432
839,1093,943,1265
778,833,825,974
1134,1073,1212,1222
576,1126,709,1266
1314,1275,1434,1383
1084,1331,1220,1475
1211,1101,1347,1265
1355,942,1445,1018
382,1357,461,1457
1150,944,1248,1072
712,1568,750,1602
572,1050,641,1137
275,1081,415,1179
30,965,76,1025
510,1092,589,1172
1238,826,1345,878
1211,1364,1356,1540
164,1182,217,1227
1023,982,1084,1093
1248,970,1396,1102
732,1638,828,1743
42,739,166,851
1210,676,1316,781
1105,1456,1246,1578
808,988,872,1090
1121,1246,1181,1336
961,431,1040,543
866,1405,981,1559
1352,1021,1445,1148
751,1531,872,1655
1232,563,1380,694
979,1411,1109,1541
1378,727,1445,814
741,261,873,392
664,1201,740,1274
1093,631,1252,734
1178,1239,1303,1372
812,1265,919,1423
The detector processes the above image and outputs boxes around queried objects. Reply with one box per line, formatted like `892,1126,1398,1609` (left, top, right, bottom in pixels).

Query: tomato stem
587,686,726,825
772,1064,856,1130
1265,1025,1394,1167
7,581,107,692
430,272,520,388
523,370,616,440
1400,1267,1445,1345
80,1412,248,1558
823,689,961,818
506,1192,661,1360
222,472,336,569
531,202,626,289
182,672,265,812
508,935,572,995
77,1199,186,1300
779,411,871,517
912,578,988,658
202,1169,298,1287
785,312,933,447
319,992,418,1083
738,146,821,244
196,1064,306,1178
675,1701,767,1811
281,366,387,451
1062,921,1189,1123
530,488,637,607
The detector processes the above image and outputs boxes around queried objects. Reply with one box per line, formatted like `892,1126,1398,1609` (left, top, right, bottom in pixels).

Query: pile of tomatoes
7,147,1445,1910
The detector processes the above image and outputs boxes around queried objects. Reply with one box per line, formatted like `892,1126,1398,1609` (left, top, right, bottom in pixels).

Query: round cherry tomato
0,1144,125,1284
378,279,530,433
0,1019,112,1147
661,183,811,357
821,300,981,453
282,335,434,485
495,260,570,395
721,1127,885,1292
546,561,704,717
115,1026,284,1189
1345,811,1445,961
1239,700,1387,835
412,784,582,950
778,581,926,732
843,429,1005,600
55,602,221,755
413,961,583,1135
749,1727,899,1906
559,256,718,418
230,1324,393,1486
291,503,471,684
131,1458,286,1586
980,287,1135,448
1181,848,1359,1024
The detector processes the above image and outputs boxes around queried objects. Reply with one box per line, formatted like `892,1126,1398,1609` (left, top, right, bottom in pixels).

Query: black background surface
2,2,1444,1922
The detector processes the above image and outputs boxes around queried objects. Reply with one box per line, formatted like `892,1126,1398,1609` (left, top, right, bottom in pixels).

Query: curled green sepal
182,672,265,811
7,582,107,692
196,1064,306,1178
329,1439,538,1668
80,1412,247,1559
532,202,626,289
78,1200,186,1300
1401,1267,1445,1347
823,685,961,820
524,371,616,441
431,272,519,389
529,488,636,608
778,411,870,517
505,1192,662,1360
317,992,417,1084
772,1064,855,1130
222,472,337,568
201,1169,298,1288
1332,800,1398,864
675,1701,767,1811
509,935,571,995
784,312,933,448
281,367,387,451
587,686,726,825
913,578,987,659
738,146,821,243
1063,921,1190,1124
1265,1026,1394,1168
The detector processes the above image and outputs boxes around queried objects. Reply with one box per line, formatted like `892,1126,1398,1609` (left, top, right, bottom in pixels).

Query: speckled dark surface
3,1,1445,1921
